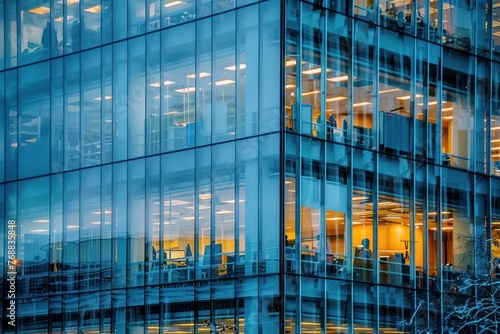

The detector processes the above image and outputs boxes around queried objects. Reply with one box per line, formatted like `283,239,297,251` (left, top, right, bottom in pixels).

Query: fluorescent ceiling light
199,194,211,199
326,96,347,102
302,90,320,96
286,59,297,67
165,0,183,7
353,101,372,107
442,116,453,120
221,199,245,204
164,110,180,115
286,84,296,89
94,96,112,101
442,107,454,111
215,79,235,86
150,81,176,87
92,211,112,215
216,209,234,214
34,219,50,223
378,88,401,94
492,126,500,131
187,72,211,79
29,6,51,15
224,64,247,71
327,75,349,82
303,67,329,75
417,100,447,106
165,199,192,206
30,229,49,233
84,5,101,13
57,0,80,4
67,225,79,229
174,87,196,93
396,94,423,100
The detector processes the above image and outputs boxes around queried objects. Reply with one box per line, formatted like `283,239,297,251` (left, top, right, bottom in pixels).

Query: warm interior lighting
286,84,296,89
492,126,500,131
417,100,447,106
215,79,235,86
174,87,196,93
165,0,183,7
303,67,330,75
396,94,423,100
224,64,246,71
302,90,320,96
378,88,401,94
442,116,453,120
327,75,349,82
29,6,51,15
442,107,454,111
84,5,101,13
326,96,347,102
286,59,297,67
353,101,372,107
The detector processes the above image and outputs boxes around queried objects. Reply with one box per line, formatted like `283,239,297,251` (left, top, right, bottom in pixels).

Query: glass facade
1,0,500,333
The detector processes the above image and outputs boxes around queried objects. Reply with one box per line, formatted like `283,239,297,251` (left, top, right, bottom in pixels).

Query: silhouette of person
41,20,59,54
357,238,373,259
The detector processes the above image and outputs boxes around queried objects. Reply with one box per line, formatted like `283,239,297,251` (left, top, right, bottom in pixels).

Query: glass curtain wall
284,0,499,333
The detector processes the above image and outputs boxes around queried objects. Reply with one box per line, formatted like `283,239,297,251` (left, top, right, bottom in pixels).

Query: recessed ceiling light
84,5,101,13
224,64,246,71
174,87,196,93
186,72,211,79
215,79,235,86
327,75,349,82
29,6,51,15
165,0,183,7
352,101,372,107
326,96,347,102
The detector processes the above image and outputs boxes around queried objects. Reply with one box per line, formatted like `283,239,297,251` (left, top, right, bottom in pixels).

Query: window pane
18,62,50,178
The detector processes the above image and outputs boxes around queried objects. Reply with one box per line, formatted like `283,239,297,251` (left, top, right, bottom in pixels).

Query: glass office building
2,0,500,333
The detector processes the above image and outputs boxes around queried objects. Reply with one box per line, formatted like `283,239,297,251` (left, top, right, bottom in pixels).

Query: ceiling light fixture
224,64,247,71
84,5,101,13
165,0,183,7
215,79,235,86
29,6,51,15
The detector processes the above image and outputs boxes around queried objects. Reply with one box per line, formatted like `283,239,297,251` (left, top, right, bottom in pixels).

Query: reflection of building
2,0,500,333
